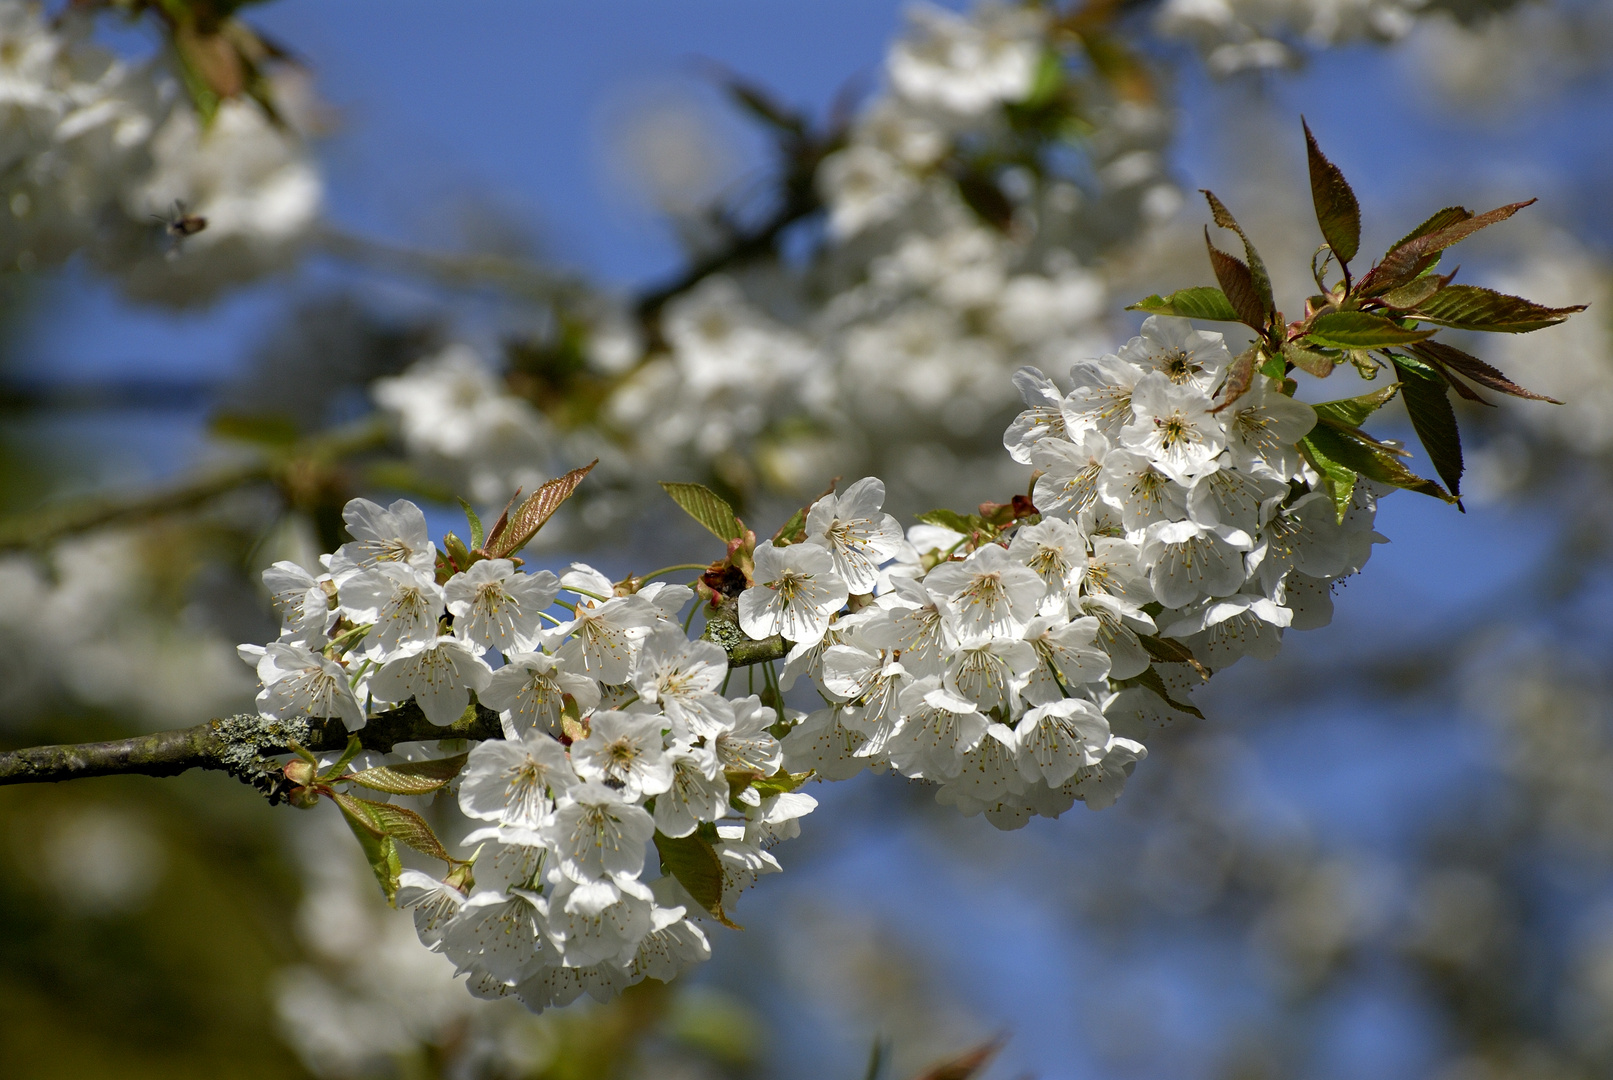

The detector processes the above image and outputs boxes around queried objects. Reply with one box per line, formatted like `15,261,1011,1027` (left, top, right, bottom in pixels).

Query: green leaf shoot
660,481,745,543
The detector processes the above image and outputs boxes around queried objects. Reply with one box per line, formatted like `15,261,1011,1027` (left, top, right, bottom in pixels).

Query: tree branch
0,702,502,801
0,633,789,796
0,418,390,553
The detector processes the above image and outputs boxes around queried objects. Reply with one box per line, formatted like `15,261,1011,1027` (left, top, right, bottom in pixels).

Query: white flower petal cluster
746,318,1387,828
0,0,320,298
238,499,813,1011
1156,0,1434,76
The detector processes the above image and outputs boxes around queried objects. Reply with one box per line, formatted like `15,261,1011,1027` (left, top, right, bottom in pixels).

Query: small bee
151,200,208,251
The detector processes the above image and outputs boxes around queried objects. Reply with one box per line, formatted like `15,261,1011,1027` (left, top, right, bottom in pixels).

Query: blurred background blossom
3,1,1613,1078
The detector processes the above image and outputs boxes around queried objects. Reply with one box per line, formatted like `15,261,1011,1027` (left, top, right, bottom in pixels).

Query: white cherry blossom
444,560,559,655
738,542,849,643
337,562,444,659
1118,314,1233,394
480,651,601,739
544,782,657,884
923,543,1045,646
628,627,731,738
804,477,905,595
328,498,436,582
369,635,492,725
569,711,674,799
253,642,365,730
1121,371,1227,480
458,731,579,832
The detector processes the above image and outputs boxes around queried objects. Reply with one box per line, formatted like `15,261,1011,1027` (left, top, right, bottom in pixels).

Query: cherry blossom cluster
0,0,320,300
765,315,1386,828
237,497,814,1010
237,313,1393,1009
373,0,1177,518
1156,0,1435,75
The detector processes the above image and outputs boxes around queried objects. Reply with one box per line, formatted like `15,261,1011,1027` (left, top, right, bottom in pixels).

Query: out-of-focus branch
316,226,587,305
0,417,390,553
633,187,822,326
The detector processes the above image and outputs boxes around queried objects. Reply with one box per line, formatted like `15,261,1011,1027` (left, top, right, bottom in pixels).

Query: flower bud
283,758,316,787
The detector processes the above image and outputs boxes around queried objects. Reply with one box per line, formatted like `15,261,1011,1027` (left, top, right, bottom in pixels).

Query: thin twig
0,418,390,553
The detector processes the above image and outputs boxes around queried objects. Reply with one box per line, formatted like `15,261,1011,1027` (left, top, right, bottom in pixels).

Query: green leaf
457,498,485,551
1406,340,1560,403
1203,231,1267,331
1363,200,1536,296
347,752,469,797
1137,635,1209,677
750,769,813,799
660,481,744,543
1302,424,1457,504
1379,272,1452,311
351,798,453,862
1126,287,1242,323
1283,341,1336,378
1410,284,1586,333
1389,206,1472,254
209,412,300,446
771,505,808,546
654,830,740,929
1299,433,1357,522
1211,346,1258,413
319,734,366,781
1113,666,1204,719
1304,311,1436,349
484,460,597,559
1392,356,1464,499
332,793,402,905
916,508,977,535
1203,190,1275,318
1311,384,1400,429
1303,119,1360,265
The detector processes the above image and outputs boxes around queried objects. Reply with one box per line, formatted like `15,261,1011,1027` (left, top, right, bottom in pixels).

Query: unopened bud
284,758,316,786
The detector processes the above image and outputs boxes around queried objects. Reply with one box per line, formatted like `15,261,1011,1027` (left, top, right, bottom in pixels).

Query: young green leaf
1302,424,1457,504
1392,357,1464,500
1202,191,1274,319
1211,346,1259,413
457,498,485,551
1406,341,1560,403
750,769,814,799
1302,119,1360,265
654,829,741,929
1283,341,1336,378
1389,206,1472,253
1410,284,1586,333
1311,384,1401,429
347,753,470,797
1126,287,1242,323
1204,229,1268,331
1113,667,1204,719
1303,311,1436,349
771,505,809,546
916,508,979,536
1379,271,1453,311
1137,634,1209,678
319,733,367,782
1298,433,1358,522
660,481,745,543
332,793,402,905
1362,200,1536,296
483,459,597,559
351,798,453,862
